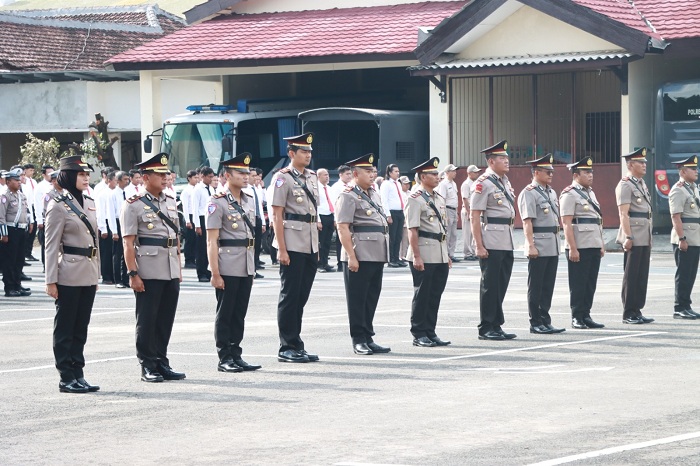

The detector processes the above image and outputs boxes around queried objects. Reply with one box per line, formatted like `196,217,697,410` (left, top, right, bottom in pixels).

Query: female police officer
45,154,100,393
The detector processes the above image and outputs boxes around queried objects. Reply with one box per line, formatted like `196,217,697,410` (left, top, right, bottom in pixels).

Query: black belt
353,226,388,234
138,236,177,248
681,217,700,224
629,211,651,219
284,213,317,223
63,245,97,258
219,238,254,248
532,226,560,234
485,217,514,225
418,230,446,242
572,218,602,225
446,206,457,210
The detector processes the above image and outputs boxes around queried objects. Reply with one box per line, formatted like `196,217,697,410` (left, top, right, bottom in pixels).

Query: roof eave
184,0,243,25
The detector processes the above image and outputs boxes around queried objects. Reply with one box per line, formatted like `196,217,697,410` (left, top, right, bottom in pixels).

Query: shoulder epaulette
622,176,630,182
213,191,226,199
126,193,142,204
278,167,291,174
677,181,684,187
434,191,445,199
242,190,252,198
165,192,175,200
343,186,354,193
53,194,64,203
308,169,316,175
525,184,535,191
410,190,423,199
477,174,489,182
84,195,93,201
561,186,573,193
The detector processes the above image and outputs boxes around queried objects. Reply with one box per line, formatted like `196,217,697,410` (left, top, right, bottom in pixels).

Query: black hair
106,172,117,181
200,167,215,177
186,170,197,179
337,165,351,174
23,163,35,170
128,169,141,177
255,167,263,176
56,170,84,207
41,165,55,173
385,164,398,178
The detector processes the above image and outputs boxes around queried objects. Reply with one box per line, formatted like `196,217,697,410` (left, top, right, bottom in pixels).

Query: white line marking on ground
0,355,134,374
0,310,133,325
335,463,412,466
527,431,700,465
428,332,665,363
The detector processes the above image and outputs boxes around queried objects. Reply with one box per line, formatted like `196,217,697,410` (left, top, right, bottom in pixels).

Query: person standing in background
398,176,411,262
35,164,55,268
436,164,460,262
180,170,198,269
22,164,38,262
123,169,142,199
110,171,130,289
316,168,336,273
380,164,407,268
331,165,353,271
95,171,117,285
1,168,32,297
193,167,215,282
460,165,481,261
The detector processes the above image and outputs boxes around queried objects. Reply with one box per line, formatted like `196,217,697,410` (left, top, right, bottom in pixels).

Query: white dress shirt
94,180,107,195
242,184,264,220
95,186,113,233
109,186,125,233
460,178,475,213
192,182,213,227
34,179,53,225
180,183,195,221
123,183,141,199
317,182,335,216
22,177,36,219
380,177,405,216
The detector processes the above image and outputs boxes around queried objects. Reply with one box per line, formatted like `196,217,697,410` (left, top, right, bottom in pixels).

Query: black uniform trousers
343,261,384,344
566,248,601,319
38,227,46,267
621,245,651,319
527,255,558,326
135,278,180,370
277,251,317,351
25,220,37,258
478,249,514,334
388,210,405,263
2,226,26,293
318,213,334,267
99,227,114,283
409,262,449,338
674,244,700,312
254,217,263,266
184,214,196,266
53,285,96,382
196,215,210,279
215,274,254,362
112,220,128,286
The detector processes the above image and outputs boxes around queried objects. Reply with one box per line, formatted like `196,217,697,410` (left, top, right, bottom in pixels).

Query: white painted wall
85,81,140,132
429,81,449,164
457,5,622,59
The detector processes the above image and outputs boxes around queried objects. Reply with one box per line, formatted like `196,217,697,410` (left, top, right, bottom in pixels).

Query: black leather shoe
141,367,164,382
478,330,505,341
26,255,39,262
300,350,319,362
21,287,30,292
398,260,408,266
233,359,262,371
278,349,309,363
77,378,100,392
256,264,265,270
674,309,697,320
218,360,244,373
254,273,264,279
582,317,605,328
20,273,32,281
430,336,451,346
530,324,554,334
572,318,588,329
544,324,566,333
639,315,655,323
367,342,391,353
687,309,700,318
184,262,196,269
413,336,437,347
353,343,373,355
198,277,210,282
323,265,336,272
23,262,32,267
496,329,517,339
59,380,89,393
257,260,266,266
449,256,462,263
5,290,31,297
387,262,401,268
623,316,644,324
158,363,186,380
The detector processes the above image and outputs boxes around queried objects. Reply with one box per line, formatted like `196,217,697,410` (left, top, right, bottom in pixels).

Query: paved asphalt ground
2,248,700,465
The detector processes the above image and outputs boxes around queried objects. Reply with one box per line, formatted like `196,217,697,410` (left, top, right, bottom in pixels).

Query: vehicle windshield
162,122,233,184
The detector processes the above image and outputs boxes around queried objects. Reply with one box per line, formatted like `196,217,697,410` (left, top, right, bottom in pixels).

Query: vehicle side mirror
221,135,232,153
143,137,152,154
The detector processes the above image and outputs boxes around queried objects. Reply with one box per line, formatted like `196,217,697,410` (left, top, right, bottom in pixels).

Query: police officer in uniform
668,155,700,320
517,154,566,334
121,153,186,382
405,157,452,347
335,153,392,355
206,153,262,372
470,140,517,340
270,133,321,363
616,147,655,324
45,155,100,393
1,168,32,297
560,157,606,329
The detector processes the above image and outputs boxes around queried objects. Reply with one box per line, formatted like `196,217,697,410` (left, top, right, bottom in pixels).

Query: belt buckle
310,215,317,223
509,218,514,226
247,238,254,249
166,237,175,248
441,233,446,242
556,226,561,234
384,226,389,234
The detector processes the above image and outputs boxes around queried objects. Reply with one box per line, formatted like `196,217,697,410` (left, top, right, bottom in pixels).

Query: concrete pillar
429,80,450,167
139,70,162,160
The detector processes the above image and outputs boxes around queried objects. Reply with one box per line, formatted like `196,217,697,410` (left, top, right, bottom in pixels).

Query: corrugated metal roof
410,50,634,70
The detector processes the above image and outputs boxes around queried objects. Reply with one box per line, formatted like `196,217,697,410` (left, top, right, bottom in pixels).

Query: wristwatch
625,235,634,240
128,270,139,277
680,236,687,241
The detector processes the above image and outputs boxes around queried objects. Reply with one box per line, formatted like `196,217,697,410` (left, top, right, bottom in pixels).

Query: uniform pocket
484,224,505,231
136,246,160,257
356,233,380,241
284,223,302,231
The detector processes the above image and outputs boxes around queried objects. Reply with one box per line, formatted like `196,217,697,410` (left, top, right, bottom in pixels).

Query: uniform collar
144,190,166,202
572,181,588,191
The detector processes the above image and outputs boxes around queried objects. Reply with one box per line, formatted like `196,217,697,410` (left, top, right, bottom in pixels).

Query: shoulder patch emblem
1,197,5,204
207,203,217,214
44,194,51,202
677,181,684,187
343,186,354,193
474,183,483,194
275,178,285,188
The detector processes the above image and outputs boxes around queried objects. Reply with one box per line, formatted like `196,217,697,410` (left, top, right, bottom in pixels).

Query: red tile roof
107,1,466,67
0,7,185,72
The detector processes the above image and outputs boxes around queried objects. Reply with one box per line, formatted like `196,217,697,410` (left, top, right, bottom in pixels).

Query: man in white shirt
96,171,117,284
193,167,215,281
34,164,55,266
123,169,143,199
21,163,39,262
460,165,482,260
180,170,198,269
163,173,176,198
111,171,130,288
331,165,353,271
398,176,411,261
316,168,336,272
436,164,460,262
242,166,266,279
94,167,112,196
379,163,407,267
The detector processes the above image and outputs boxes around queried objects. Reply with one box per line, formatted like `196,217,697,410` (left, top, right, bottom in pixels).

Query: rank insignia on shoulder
84,195,93,201
213,192,226,199
126,194,142,204
561,186,573,193
474,183,483,194
308,170,316,175
278,167,291,174
477,174,488,182
410,190,423,198
343,186,354,193
622,176,630,182
165,192,175,200
526,185,535,191
677,181,684,187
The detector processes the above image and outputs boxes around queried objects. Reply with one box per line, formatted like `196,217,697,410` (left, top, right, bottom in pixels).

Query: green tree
19,133,60,181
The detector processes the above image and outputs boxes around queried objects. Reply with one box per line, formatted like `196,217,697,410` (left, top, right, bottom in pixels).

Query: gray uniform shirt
615,176,652,246
470,167,515,250
335,186,389,263
206,189,256,277
0,189,29,232
669,180,700,246
404,190,449,264
517,181,560,257
120,190,181,280
271,167,320,254
559,182,604,250
44,192,100,286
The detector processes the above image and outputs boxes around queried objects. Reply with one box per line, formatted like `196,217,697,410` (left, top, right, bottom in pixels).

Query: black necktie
122,191,126,200
206,185,211,196
252,188,260,218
